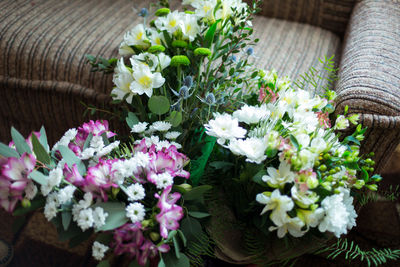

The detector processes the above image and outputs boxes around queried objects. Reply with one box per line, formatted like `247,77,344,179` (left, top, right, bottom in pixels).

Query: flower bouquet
1,0,399,266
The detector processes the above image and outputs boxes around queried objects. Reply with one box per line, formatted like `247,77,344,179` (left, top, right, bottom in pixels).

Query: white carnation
131,122,148,133
228,137,267,164
90,135,104,150
150,121,172,132
44,201,58,221
48,168,63,188
165,131,181,140
152,172,173,189
232,104,270,124
126,183,146,201
126,202,146,223
205,113,247,145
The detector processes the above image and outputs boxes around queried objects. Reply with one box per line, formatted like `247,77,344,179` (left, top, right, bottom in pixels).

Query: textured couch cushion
0,0,340,144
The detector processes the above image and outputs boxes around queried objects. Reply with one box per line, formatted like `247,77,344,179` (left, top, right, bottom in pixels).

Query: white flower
80,148,96,160
131,52,159,71
156,140,172,151
334,115,349,130
152,172,174,189
298,149,317,170
262,161,295,188
171,142,182,149
155,10,183,34
44,201,58,221
131,122,148,133
81,192,93,209
119,40,135,56
77,209,94,231
269,215,305,238
92,241,109,261
126,202,146,223
96,141,120,159
93,207,109,229
133,151,151,167
58,185,76,205
157,53,171,71
124,24,149,47
310,137,327,155
112,58,135,103
25,181,37,200
192,0,217,20
294,133,310,149
256,189,294,226
205,113,247,145
126,183,146,201
90,135,104,150
291,186,319,208
181,14,200,41
297,208,324,229
147,28,165,46
228,137,267,164
53,128,77,150
130,64,165,97
48,168,63,188
232,104,270,124
165,131,181,140
340,188,357,231
150,121,172,132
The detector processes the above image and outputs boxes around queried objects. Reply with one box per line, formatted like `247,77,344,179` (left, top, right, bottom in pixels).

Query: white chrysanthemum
58,185,76,205
133,151,151,168
90,135,104,150
171,141,182,149
155,10,183,34
256,189,294,226
25,181,37,200
232,104,270,124
292,110,319,133
205,113,247,145
126,183,146,201
150,121,172,132
269,215,305,238
92,241,109,261
77,209,94,231
152,172,174,189
228,137,267,164
181,14,200,41
131,122,148,133
124,24,149,47
93,207,109,229
334,115,349,130
112,58,135,103
262,161,295,188
48,167,63,188
165,131,181,140
318,193,351,238
130,64,165,97
80,148,96,160
126,202,146,223
44,201,58,221
97,141,120,158
156,140,172,151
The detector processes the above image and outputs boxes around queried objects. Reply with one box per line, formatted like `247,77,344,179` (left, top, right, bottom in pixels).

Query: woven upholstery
335,0,400,172
253,0,357,36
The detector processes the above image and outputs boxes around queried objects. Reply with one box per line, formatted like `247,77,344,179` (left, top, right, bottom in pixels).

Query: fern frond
314,238,400,266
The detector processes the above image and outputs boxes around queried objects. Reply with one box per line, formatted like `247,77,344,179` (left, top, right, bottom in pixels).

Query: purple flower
84,159,119,201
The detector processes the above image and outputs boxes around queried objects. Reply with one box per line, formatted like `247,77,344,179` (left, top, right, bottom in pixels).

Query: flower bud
185,10,195,14
246,47,254,55
354,179,365,189
306,176,319,189
366,184,378,191
155,8,170,16
175,183,192,192
321,182,331,191
141,220,151,227
319,164,327,172
310,204,319,211
112,187,120,198
139,8,149,17
21,198,31,208
149,232,160,242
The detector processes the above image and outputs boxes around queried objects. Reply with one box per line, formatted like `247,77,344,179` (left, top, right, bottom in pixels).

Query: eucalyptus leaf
181,217,202,243
0,142,19,158
126,112,140,128
69,228,92,248
92,202,128,231
62,211,72,231
188,211,210,219
177,230,187,247
31,133,51,164
11,127,32,155
162,251,190,267
83,133,93,151
58,145,86,175
39,126,49,152
28,170,48,186
173,236,181,259
183,185,212,201
148,95,170,115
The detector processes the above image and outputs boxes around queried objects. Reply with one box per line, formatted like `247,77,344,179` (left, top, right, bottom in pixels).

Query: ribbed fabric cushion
335,0,400,172
252,16,341,95
254,0,357,36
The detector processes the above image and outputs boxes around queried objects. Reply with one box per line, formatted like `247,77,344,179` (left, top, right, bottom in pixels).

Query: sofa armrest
335,0,400,173
253,0,357,36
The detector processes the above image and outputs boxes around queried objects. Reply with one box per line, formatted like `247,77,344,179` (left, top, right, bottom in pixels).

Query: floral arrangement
1,0,398,266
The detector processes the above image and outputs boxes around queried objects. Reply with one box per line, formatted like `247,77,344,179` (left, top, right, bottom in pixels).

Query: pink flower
63,163,85,186
155,186,184,238
259,86,278,103
316,111,331,129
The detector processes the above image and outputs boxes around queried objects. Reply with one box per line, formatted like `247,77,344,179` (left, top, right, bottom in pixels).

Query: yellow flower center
138,75,152,87
169,19,177,28
136,31,143,41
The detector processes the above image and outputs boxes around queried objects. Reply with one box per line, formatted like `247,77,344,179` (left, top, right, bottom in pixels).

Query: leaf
69,228,92,248
57,221,82,241
188,211,210,219
173,236,181,259
29,170,47,186
252,169,268,187
13,197,46,216
344,136,361,146
205,20,220,48
158,258,166,267
58,145,86,175
0,142,19,158
97,260,110,267
183,185,212,201
83,133,93,151
128,260,144,267
31,133,51,164
95,232,113,245
148,95,170,115
62,211,72,231
12,216,27,234
181,217,202,243
11,127,32,155
190,135,216,186
167,111,183,127
162,251,190,267
92,202,128,231
361,167,369,182
289,135,300,150
209,161,234,170
39,126,49,152
126,112,140,128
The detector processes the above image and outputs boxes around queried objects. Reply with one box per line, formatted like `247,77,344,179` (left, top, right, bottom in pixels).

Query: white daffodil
269,215,306,238
227,137,267,164
232,104,270,124
262,161,295,188
112,58,135,103
205,113,247,145
130,64,165,97
181,14,200,41
256,189,294,226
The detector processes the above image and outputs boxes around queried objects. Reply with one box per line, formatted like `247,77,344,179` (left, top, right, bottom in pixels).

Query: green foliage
58,145,86,175
29,170,48,186
0,142,19,158
148,95,170,115
189,135,216,186
13,197,46,216
85,54,117,74
91,202,129,231
357,185,400,206
31,133,51,165
315,238,400,266
11,127,32,155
